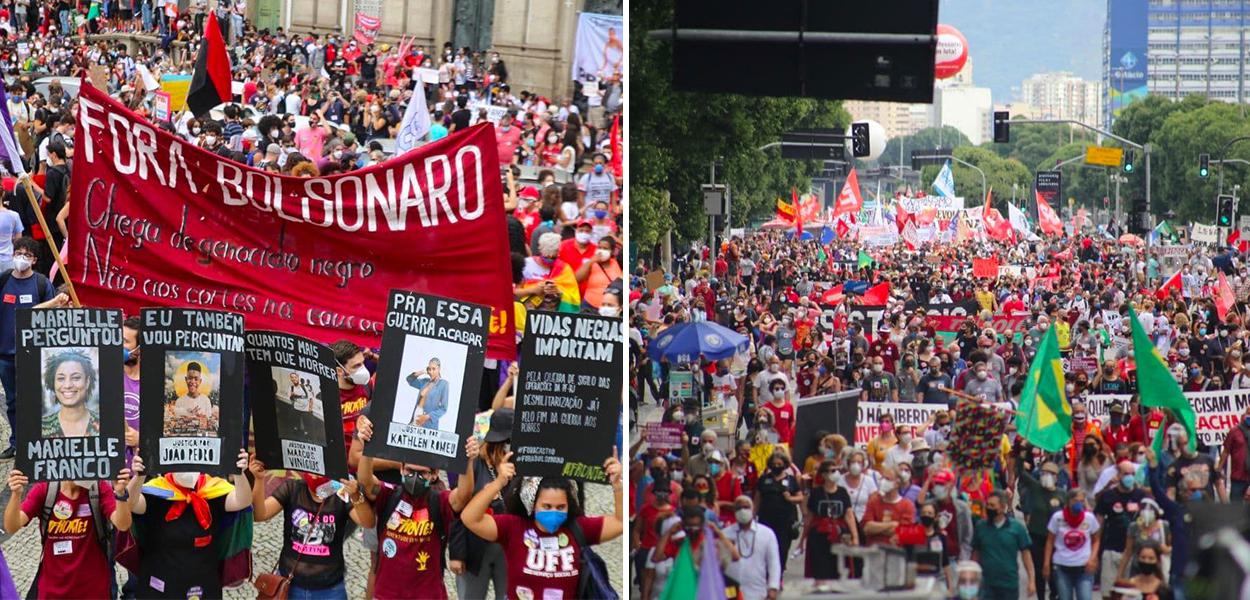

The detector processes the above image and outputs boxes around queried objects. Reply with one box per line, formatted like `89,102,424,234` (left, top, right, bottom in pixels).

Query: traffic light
1123,149,1136,173
1218,194,1236,227
850,122,870,158
992,111,1010,143
1199,153,1211,178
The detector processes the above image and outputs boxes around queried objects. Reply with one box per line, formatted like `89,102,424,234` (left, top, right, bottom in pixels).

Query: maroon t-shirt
493,513,605,600
21,482,117,600
372,484,455,600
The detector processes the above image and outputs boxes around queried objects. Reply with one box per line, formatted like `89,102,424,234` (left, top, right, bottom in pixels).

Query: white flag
1008,202,1040,241
136,63,160,91
932,160,956,197
394,79,431,155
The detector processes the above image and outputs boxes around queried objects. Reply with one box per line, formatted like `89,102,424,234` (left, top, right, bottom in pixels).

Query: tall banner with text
67,83,516,360
16,308,125,482
139,308,245,475
246,331,347,479
511,311,622,483
363,291,489,473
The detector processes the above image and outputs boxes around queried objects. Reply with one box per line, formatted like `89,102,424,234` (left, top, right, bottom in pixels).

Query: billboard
1107,0,1148,124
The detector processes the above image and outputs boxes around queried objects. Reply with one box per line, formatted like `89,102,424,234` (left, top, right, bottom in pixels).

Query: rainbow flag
523,260,581,313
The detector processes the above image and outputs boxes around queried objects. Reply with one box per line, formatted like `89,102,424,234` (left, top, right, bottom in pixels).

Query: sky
939,0,1105,101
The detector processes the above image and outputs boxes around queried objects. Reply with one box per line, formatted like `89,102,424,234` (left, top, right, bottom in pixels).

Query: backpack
566,519,618,600
376,485,445,569
29,482,112,599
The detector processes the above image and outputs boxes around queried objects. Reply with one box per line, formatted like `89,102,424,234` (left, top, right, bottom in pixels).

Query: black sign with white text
16,308,125,482
246,331,347,479
139,308,245,476
363,290,488,473
511,311,622,483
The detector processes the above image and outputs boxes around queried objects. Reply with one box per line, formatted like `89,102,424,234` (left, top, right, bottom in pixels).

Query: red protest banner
68,83,517,358
972,256,999,278
353,12,381,46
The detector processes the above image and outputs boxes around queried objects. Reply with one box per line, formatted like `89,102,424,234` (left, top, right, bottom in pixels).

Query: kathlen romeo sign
68,83,517,358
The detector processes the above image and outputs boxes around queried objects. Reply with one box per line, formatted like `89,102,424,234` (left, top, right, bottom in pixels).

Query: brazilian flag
1016,325,1071,452
857,250,874,269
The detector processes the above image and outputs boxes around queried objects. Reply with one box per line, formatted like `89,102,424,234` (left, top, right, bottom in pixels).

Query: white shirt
1046,510,1100,567
723,520,781,600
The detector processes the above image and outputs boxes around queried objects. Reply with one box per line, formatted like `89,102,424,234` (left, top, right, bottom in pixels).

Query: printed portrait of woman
41,348,101,438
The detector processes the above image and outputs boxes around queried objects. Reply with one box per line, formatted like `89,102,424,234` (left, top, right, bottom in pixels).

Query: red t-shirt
761,400,795,445
339,384,370,467
715,473,743,524
861,494,916,546
493,513,605,600
495,124,523,167
372,484,455,600
635,503,672,550
21,482,117,600
558,238,596,291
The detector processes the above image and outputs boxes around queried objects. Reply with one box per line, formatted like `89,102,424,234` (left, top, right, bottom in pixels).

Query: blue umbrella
820,226,835,245
785,230,815,241
647,321,749,364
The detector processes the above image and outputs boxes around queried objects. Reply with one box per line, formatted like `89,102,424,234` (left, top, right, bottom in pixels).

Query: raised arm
344,478,375,528
127,455,147,515
110,469,134,532
3,470,29,534
599,450,624,541
248,456,282,522
462,452,515,542
449,438,478,513
225,449,253,512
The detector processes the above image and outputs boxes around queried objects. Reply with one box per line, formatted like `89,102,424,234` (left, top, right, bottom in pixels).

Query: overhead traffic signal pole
1216,136,1250,197
999,118,1149,228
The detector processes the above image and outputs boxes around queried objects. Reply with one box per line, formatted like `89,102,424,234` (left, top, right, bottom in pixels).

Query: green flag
1015,325,1072,452
1128,307,1196,453
857,250,874,269
660,539,698,600
817,248,827,263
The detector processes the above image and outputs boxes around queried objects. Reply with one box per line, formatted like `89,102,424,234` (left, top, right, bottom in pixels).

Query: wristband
114,491,130,501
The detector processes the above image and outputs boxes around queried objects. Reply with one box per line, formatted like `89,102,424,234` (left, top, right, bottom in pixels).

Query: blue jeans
288,581,347,599
979,584,1017,600
58,9,70,34
141,1,151,30
0,355,16,448
1054,565,1092,600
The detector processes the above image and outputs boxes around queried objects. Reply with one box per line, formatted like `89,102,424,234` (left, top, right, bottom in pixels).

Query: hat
710,450,726,463
388,88,400,99
1109,401,1125,414
120,84,134,93
266,143,281,155
519,186,541,200
483,408,514,442
575,218,593,228
931,469,955,486
910,437,930,452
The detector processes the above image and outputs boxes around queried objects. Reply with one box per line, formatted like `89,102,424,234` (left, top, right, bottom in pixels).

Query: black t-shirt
1097,378,1129,395
272,479,356,589
1167,452,1221,499
807,486,850,520
756,469,800,525
451,109,472,131
1094,486,1145,552
136,494,229,599
359,54,378,80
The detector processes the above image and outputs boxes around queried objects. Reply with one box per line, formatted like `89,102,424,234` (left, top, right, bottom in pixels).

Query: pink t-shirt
495,124,522,167
294,126,328,160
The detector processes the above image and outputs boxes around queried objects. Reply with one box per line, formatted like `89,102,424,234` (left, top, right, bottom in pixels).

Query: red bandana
163,473,213,530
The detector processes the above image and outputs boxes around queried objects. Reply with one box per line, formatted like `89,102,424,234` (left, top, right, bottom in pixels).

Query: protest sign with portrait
16,308,125,482
139,308,245,475
511,311,622,483
246,331,346,479
363,291,488,473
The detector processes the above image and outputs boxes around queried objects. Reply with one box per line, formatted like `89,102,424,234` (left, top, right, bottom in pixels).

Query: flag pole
20,175,80,307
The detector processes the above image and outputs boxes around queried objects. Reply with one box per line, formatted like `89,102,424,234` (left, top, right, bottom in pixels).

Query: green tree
630,1,850,246
880,126,971,168
1110,94,1210,214
983,121,1096,174
1034,142,1120,214
917,146,1032,206
1151,101,1250,222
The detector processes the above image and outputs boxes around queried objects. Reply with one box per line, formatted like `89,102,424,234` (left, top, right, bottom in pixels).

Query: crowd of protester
0,2,627,598
629,228,1247,600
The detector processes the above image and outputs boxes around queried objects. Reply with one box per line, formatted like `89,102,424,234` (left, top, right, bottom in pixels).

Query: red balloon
934,24,969,80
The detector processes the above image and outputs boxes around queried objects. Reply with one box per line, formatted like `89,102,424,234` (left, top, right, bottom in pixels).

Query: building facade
843,100,928,140
933,85,993,145
1104,0,1249,125
254,0,619,99
1020,72,1104,123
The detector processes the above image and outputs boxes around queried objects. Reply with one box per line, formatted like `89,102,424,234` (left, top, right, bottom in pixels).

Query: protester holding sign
3,467,134,598
248,456,375,597
461,447,623,600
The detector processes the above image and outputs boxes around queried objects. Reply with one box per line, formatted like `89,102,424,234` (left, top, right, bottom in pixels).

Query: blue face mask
710,464,721,476
1071,501,1084,514
593,209,608,219
534,510,568,532
123,347,132,363
594,164,605,174
1120,475,1135,489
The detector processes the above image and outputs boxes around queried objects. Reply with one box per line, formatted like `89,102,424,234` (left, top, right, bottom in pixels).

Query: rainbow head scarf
522,257,580,313
143,473,235,529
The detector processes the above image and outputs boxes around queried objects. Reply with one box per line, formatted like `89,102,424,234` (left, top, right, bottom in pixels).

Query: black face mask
402,472,430,497
1083,445,1097,457
650,467,666,480
920,515,936,528
770,463,785,473
683,526,702,540
1136,562,1159,576
985,508,1000,521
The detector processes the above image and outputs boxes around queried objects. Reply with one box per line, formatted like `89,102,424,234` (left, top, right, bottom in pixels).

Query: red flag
609,115,622,179
917,206,938,226
860,281,890,305
186,12,232,117
1241,240,1249,253
896,205,913,234
1156,270,1183,300
1073,208,1087,233
793,188,804,237
835,218,850,239
1229,228,1242,247
833,168,864,217
972,257,999,278
1218,272,1236,321
776,198,796,222
821,284,845,306
984,207,1014,242
1036,191,1063,236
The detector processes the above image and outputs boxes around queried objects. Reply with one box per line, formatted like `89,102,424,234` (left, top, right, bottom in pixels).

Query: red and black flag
186,12,232,117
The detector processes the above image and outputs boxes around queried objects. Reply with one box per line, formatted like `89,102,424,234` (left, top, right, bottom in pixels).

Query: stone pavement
0,418,623,599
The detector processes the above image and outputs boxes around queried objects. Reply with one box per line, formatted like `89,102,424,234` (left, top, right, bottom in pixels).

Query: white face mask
932,485,948,500
172,471,200,489
848,462,863,476
575,232,592,244
12,255,32,273
735,508,753,525
598,305,619,318
1140,508,1155,525
1041,473,1057,490
878,479,897,495
595,249,611,262
345,365,370,386
203,135,217,146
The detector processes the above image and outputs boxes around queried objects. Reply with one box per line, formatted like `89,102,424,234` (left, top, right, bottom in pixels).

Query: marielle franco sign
67,83,517,359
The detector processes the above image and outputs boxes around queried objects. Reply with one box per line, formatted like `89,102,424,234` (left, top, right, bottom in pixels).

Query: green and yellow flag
1128,307,1196,453
660,538,698,600
857,250,874,269
1016,325,1071,452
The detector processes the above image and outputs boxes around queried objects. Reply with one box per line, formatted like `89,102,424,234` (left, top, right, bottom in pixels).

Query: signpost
1084,146,1125,168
